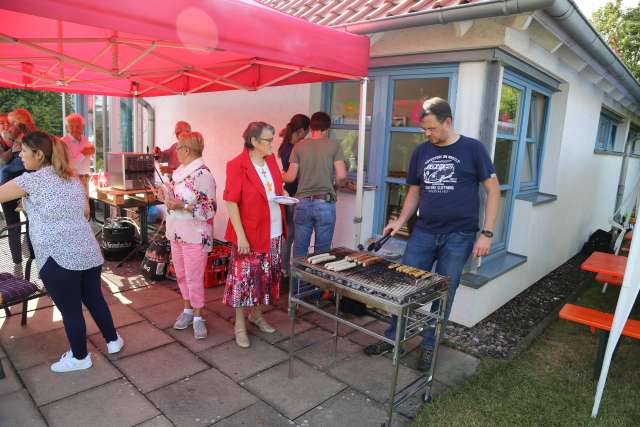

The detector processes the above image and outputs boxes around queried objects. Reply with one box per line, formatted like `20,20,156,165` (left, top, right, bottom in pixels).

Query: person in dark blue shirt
364,98,500,372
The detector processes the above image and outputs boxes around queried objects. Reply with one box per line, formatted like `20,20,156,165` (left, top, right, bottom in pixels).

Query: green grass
411,285,640,426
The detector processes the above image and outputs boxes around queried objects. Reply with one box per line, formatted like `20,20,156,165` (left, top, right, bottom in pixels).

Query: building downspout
339,0,640,112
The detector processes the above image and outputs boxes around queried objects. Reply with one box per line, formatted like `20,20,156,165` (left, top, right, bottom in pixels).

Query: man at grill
61,113,95,195
364,97,500,372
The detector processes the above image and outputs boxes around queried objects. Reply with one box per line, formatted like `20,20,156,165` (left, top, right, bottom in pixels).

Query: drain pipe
338,0,640,112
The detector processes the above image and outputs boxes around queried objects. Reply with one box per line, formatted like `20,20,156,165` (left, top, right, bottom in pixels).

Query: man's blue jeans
293,198,336,296
293,198,336,257
384,228,475,350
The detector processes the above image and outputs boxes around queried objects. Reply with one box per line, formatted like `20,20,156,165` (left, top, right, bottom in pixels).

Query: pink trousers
170,241,208,309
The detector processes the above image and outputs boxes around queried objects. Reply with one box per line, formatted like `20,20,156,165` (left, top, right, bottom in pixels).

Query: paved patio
0,260,479,426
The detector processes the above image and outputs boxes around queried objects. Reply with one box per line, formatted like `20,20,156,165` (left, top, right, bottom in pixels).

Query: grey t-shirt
290,138,345,199
15,166,103,272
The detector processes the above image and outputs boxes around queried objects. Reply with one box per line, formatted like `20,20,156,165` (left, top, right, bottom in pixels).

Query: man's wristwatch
480,229,494,238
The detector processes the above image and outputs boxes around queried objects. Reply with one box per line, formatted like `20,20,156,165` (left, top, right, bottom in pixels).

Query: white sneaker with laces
107,334,124,354
50,351,92,373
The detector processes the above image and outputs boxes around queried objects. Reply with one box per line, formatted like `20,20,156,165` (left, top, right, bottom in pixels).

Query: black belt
299,194,328,200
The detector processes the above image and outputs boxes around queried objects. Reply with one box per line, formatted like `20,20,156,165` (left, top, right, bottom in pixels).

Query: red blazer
223,149,287,253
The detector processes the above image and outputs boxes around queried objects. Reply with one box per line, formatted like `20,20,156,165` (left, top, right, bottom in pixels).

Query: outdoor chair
0,221,46,326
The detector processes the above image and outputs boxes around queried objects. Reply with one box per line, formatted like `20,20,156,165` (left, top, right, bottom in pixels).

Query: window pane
384,183,416,239
387,132,424,178
498,84,522,136
527,92,547,140
519,142,536,184
392,78,449,128
494,138,515,185
630,127,640,155
120,98,133,152
94,96,105,171
492,190,511,246
329,81,374,126
329,128,370,173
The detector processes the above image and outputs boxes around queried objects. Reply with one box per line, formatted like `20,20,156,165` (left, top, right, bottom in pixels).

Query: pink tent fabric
0,0,369,96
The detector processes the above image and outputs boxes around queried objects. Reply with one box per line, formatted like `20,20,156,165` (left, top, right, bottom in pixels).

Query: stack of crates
204,240,232,288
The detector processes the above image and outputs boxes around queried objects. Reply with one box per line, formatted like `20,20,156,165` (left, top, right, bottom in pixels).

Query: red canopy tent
0,0,372,244
0,0,369,96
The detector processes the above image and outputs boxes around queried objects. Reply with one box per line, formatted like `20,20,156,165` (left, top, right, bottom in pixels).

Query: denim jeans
293,199,336,296
384,228,475,350
293,199,336,257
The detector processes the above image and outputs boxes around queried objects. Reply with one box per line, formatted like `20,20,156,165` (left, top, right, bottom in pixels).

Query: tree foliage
0,88,74,136
592,0,640,81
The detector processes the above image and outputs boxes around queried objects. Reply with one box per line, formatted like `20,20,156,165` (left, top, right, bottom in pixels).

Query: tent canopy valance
0,0,369,97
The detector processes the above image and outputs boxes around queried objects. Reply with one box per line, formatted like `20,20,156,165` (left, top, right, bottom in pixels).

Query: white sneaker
50,351,92,373
193,319,208,340
107,334,124,354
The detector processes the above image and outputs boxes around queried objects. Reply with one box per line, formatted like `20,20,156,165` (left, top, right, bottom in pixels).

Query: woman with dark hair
0,131,123,372
277,114,310,282
223,121,287,348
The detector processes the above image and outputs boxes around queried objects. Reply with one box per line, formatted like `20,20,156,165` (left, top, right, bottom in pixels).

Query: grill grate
295,248,448,304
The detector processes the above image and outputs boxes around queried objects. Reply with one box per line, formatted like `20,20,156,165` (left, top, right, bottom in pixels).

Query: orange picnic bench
559,304,640,378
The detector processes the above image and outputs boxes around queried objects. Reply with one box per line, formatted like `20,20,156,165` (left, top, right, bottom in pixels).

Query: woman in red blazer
223,121,287,348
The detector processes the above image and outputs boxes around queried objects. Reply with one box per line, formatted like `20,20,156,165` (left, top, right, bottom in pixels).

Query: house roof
258,0,485,27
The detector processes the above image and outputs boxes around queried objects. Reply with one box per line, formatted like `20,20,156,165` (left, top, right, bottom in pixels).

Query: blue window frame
491,69,552,256
595,111,621,153
322,65,458,239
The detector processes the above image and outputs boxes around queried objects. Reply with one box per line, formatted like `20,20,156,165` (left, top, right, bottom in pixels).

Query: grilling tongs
367,232,393,252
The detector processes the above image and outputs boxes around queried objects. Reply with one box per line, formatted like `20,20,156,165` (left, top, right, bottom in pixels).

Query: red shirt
223,149,287,253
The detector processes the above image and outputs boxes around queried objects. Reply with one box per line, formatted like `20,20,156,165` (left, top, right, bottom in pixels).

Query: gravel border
444,253,594,360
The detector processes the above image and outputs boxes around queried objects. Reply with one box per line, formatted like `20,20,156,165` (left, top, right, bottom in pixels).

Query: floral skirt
223,236,282,308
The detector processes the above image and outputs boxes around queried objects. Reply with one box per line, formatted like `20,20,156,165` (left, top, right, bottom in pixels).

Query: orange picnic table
581,251,628,280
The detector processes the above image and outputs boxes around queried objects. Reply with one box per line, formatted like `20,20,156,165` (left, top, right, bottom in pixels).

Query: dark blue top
1,152,25,185
279,142,298,196
406,135,496,234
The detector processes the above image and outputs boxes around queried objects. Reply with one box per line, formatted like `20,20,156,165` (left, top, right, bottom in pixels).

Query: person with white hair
61,113,95,193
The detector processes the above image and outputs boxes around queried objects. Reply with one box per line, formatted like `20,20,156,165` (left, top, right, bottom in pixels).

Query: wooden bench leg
20,301,28,326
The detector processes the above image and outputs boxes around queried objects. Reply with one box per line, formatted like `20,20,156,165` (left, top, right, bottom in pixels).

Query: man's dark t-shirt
406,136,496,234
279,142,298,196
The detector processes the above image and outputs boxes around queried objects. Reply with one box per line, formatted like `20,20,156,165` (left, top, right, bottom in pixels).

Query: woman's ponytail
50,136,74,179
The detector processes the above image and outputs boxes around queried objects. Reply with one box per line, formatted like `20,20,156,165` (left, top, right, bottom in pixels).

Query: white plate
273,196,299,205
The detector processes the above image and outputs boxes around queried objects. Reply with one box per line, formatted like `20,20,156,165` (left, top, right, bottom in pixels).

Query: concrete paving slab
203,285,225,302
214,401,292,427
135,415,174,427
0,389,47,426
0,306,65,343
0,357,22,397
248,309,315,345
148,368,258,427
138,299,186,330
0,295,54,318
298,388,409,427
40,379,159,427
206,300,236,321
275,327,333,353
345,320,389,347
328,353,422,404
3,327,70,371
395,380,448,419
243,361,347,420
118,286,181,310
84,302,145,336
102,269,151,294
88,321,174,359
303,310,375,337
166,313,234,353
198,336,288,381
113,342,208,393
392,345,479,387
295,336,363,370
21,349,122,406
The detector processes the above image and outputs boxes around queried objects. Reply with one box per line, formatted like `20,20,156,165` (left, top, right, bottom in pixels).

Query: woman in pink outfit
159,131,216,340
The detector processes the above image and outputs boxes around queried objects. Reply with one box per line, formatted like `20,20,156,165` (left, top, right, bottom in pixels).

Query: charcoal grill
287,247,450,426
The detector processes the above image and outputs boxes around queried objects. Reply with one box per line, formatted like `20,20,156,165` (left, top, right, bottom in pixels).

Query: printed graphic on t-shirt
423,155,460,194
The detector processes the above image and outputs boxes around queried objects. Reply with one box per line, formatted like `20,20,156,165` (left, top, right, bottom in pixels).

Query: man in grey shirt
283,111,347,257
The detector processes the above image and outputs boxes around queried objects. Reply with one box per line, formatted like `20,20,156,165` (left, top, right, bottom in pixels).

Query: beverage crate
205,241,232,288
